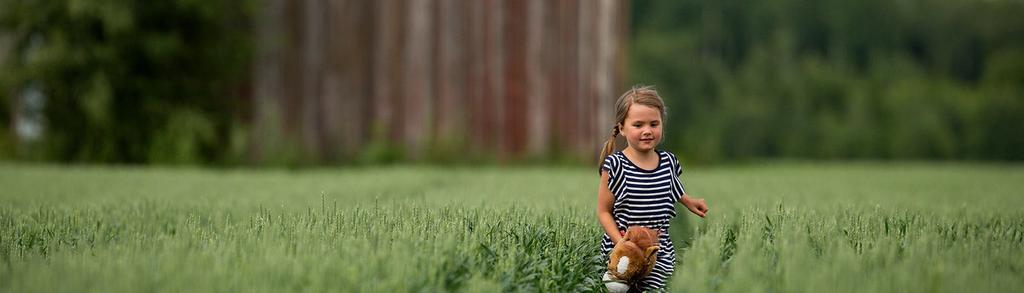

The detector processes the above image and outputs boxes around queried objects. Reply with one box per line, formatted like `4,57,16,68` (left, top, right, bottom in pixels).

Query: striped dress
600,150,686,291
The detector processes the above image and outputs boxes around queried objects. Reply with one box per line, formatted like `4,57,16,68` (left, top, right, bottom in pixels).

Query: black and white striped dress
600,150,686,291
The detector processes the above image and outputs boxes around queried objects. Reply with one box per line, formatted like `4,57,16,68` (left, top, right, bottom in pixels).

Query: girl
597,85,709,291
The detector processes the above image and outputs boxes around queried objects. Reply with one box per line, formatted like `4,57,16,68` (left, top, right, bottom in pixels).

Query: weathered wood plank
251,0,627,163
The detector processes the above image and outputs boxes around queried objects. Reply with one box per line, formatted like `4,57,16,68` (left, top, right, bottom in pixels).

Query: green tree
630,0,1024,162
0,0,254,164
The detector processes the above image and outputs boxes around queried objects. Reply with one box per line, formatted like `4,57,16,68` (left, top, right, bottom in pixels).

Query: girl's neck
623,146,658,160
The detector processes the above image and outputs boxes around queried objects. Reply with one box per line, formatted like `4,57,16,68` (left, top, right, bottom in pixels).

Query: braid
599,125,620,171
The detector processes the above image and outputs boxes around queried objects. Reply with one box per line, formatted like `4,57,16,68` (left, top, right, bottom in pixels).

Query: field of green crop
1,162,1022,292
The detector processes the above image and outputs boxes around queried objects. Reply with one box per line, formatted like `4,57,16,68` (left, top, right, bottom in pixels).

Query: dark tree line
0,0,254,164
1,0,1022,165
632,0,1024,162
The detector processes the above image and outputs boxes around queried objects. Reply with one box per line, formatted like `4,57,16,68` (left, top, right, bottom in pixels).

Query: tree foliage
0,0,254,164
632,0,1024,162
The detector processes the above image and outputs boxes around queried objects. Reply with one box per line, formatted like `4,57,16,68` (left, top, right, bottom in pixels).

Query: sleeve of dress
601,155,618,190
671,153,687,200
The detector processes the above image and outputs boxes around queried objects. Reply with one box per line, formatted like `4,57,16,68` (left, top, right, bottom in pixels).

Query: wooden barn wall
252,0,628,163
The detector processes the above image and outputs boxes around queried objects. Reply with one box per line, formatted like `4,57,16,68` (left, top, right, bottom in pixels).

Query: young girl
597,85,709,291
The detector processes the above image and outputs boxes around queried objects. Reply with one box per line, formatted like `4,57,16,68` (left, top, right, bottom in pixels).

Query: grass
0,162,1022,292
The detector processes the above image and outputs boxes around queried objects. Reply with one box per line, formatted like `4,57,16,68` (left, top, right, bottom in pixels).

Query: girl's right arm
597,170,623,244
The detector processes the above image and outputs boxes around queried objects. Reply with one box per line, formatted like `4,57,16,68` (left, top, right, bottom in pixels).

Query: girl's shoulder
602,151,623,166
658,149,679,161
600,151,627,174
658,149,684,171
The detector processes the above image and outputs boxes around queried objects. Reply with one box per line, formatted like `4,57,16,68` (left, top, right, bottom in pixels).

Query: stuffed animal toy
603,226,659,292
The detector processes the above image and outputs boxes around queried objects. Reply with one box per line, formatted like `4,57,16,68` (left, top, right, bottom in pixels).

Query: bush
0,0,254,164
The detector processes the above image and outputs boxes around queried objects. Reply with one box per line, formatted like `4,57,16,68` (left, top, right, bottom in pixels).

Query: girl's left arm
680,193,708,218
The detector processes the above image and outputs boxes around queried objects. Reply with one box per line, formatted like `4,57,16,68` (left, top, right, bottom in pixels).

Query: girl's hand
612,230,626,245
682,195,708,218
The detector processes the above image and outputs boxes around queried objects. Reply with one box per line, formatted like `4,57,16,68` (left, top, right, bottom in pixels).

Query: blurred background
0,0,1021,167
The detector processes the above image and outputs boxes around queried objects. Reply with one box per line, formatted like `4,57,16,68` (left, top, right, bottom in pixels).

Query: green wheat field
1,162,1022,292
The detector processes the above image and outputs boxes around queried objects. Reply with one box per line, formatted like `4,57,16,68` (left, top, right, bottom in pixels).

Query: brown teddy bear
604,226,659,292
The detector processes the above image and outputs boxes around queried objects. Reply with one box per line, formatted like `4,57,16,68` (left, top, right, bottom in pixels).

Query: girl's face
619,104,662,153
